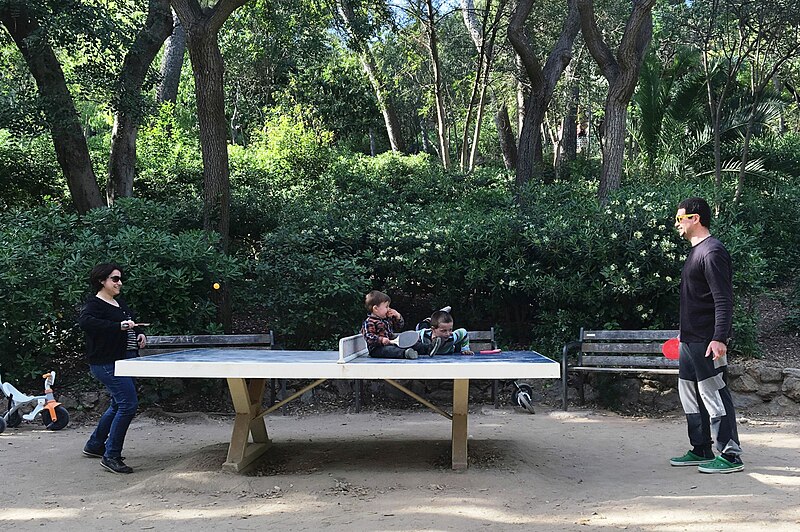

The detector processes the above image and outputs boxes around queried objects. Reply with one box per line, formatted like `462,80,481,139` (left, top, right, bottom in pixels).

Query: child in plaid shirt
360,290,427,359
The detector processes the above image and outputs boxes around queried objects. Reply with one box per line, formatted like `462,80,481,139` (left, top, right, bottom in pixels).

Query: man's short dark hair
430,310,453,329
365,290,391,312
678,197,712,228
89,263,124,292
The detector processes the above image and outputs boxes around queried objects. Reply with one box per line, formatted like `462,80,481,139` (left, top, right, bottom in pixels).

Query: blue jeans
87,353,138,459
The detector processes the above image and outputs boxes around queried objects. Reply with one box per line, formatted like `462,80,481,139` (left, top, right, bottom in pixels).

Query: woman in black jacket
78,263,146,474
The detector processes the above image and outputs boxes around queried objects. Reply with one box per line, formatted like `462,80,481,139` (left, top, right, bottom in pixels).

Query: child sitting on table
360,290,430,359
417,310,473,356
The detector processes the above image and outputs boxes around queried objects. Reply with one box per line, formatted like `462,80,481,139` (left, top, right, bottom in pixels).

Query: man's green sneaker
698,455,744,474
669,450,715,466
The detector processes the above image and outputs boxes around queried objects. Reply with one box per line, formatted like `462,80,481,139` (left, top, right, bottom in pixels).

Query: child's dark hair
430,310,453,328
365,290,391,312
89,263,124,292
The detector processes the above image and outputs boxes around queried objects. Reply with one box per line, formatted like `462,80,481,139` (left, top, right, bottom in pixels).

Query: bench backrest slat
581,355,680,368
140,332,274,356
581,342,666,354
581,330,677,341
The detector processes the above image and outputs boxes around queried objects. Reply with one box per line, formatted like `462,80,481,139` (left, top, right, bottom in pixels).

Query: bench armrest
561,340,581,363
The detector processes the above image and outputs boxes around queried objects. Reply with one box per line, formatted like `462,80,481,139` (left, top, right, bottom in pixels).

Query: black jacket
78,295,143,365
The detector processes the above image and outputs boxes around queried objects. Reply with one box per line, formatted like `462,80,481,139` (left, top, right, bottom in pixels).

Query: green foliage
135,104,204,202
0,131,68,208
0,199,242,382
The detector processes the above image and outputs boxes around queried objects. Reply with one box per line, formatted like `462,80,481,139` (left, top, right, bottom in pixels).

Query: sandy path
1,406,798,531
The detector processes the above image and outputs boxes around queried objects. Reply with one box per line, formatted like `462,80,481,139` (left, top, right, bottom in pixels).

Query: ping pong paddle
478,349,501,354
662,338,680,360
390,330,419,349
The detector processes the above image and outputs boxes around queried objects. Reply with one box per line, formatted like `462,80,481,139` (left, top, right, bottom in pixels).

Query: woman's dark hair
89,263,124,292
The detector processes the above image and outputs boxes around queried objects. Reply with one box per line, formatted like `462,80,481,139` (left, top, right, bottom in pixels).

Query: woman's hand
121,320,136,330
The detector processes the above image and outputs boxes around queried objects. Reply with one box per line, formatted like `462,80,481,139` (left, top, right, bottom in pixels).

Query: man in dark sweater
670,197,743,473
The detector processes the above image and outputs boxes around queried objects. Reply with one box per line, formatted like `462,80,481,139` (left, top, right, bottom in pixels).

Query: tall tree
0,1,105,214
171,0,250,331
424,0,450,168
157,9,187,104
107,0,173,204
460,0,511,171
171,0,248,252
578,0,655,202
336,0,406,152
508,0,580,189
733,0,800,203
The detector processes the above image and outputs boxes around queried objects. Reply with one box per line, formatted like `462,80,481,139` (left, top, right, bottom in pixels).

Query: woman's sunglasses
108,275,124,283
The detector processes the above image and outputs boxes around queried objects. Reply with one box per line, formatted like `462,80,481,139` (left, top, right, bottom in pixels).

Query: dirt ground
1,406,798,531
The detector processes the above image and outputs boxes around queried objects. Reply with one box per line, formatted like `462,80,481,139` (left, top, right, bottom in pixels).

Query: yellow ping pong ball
213,282,221,290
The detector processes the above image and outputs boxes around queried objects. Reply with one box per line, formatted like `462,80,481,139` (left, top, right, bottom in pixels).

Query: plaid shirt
361,313,405,351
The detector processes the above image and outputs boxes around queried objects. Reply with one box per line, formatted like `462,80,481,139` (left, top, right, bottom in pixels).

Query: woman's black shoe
101,456,133,474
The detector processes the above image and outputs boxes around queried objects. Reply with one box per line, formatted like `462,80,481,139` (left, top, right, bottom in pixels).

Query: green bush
0,198,242,382
246,166,780,359
0,131,68,208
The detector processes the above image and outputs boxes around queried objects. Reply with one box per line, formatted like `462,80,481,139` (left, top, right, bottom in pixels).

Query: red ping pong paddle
479,349,501,354
662,338,680,360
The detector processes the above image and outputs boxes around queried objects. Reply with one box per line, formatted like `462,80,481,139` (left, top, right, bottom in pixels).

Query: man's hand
705,340,727,360
461,350,474,356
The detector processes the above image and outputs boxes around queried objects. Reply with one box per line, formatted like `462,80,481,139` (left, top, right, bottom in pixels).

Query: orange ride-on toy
0,369,69,434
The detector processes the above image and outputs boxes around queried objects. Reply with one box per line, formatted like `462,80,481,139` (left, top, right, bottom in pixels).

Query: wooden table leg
223,377,271,473
451,378,469,470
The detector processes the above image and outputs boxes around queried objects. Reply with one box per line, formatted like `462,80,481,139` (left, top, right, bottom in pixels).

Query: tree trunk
1,5,105,214
425,0,450,169
157,9,187,105
108,0,173,204
494,103,517,169
598,98,627,199
562,80,579,163
172,0,249,332
509,0,580,188
358,54,406,153
578,0,655,203
734,104,758,204
369,126,377,156
337,0,405,153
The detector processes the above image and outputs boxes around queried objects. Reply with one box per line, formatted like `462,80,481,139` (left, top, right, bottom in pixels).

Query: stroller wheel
6,410,22,428
514,383,535,414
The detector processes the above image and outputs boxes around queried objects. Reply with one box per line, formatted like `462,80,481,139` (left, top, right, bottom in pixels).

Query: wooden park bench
352,329,498,411
561,328,679,410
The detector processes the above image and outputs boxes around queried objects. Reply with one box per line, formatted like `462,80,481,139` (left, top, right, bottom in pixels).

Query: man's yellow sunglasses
675,213,697,223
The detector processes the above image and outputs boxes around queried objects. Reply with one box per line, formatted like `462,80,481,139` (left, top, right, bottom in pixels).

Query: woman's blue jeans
87,353,138,459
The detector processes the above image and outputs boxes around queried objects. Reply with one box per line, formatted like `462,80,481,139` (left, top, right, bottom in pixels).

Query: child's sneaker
428,337,443,357
697,455,744,474
404,348,419,360
669,450,715,466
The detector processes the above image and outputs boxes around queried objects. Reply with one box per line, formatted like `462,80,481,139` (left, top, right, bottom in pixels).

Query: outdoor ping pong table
116,341,559,473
